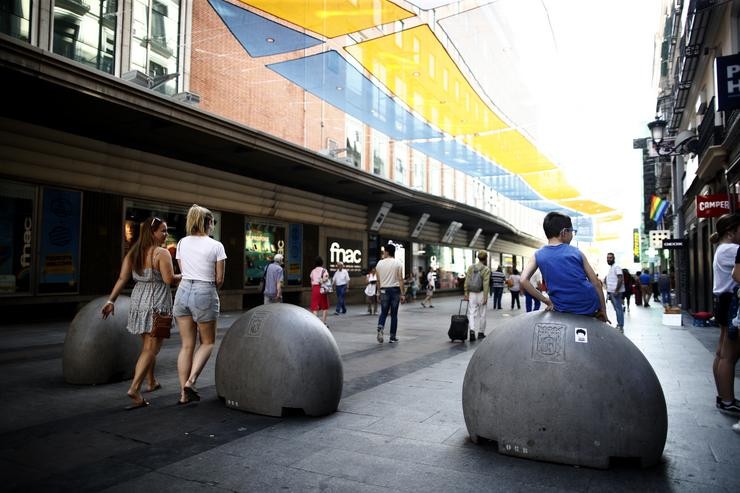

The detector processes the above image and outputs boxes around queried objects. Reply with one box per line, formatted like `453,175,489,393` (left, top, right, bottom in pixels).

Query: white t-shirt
333,269,350,286
605,264,625,293
176,235,227,282
376,257,403,288
426,271,436,291
713,243,739,294
509,274,521,291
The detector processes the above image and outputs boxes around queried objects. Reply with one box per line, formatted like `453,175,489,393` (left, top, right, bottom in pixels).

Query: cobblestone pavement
1,293,739,492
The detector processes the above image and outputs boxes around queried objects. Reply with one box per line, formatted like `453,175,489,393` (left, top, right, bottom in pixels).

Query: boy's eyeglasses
561,228,577,236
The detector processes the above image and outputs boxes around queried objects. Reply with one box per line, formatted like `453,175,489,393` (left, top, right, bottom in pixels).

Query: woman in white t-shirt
711,213,740,415
173,204,227,405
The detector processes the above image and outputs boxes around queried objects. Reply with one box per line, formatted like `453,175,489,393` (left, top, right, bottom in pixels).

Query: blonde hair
186,204,214,236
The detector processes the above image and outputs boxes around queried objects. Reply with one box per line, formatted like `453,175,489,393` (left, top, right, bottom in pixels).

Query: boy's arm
520,257,552,310
581,252,610,323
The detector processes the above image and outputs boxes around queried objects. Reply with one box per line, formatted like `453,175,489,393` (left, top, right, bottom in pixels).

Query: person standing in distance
263,254,284,304
604,252,625,333
490,266,506,310
332,262,350,314
375,243,406,343
173,205,227,405
464,251,491,341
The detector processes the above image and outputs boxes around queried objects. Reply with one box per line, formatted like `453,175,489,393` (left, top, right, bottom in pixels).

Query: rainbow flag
649,195,669,223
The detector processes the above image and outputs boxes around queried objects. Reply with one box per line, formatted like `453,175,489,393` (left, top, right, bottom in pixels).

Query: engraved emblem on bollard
532,323,566,363
246,310,271,338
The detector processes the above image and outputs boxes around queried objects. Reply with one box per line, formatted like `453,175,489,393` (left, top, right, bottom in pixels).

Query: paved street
1,293,739,492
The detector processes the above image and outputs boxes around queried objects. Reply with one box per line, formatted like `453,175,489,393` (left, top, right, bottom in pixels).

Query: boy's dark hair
543,212,573,239
385,243,396,256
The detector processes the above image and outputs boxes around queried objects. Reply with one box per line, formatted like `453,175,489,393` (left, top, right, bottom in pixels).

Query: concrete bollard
462,311,667,469
63,296,141,384
215,304,343,417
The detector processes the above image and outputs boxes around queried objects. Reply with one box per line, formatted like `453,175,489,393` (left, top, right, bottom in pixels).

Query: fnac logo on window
328,238,363,273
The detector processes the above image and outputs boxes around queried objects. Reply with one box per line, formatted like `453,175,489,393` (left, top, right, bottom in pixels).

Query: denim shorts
173,279,220,323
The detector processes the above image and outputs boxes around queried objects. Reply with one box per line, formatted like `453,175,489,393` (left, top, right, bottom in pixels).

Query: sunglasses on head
150,217,163,230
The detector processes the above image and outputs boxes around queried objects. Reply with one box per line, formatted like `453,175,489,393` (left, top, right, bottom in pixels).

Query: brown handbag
148,248,172,339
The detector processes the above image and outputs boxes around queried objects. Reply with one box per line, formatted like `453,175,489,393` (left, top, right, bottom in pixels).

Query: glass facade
130,0,181,95
244,221,285,287
53,0,117,73
0,0,32,41
0,180,35,295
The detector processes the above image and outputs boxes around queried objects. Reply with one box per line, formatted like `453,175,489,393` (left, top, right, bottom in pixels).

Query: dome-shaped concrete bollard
215,304,343,417
462,311,667,469
63,296,141,384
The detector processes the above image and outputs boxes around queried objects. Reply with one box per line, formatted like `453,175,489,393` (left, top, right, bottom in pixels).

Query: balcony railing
695,97,722,158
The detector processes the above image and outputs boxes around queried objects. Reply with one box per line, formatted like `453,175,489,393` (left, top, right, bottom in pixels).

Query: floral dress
127,268,172,335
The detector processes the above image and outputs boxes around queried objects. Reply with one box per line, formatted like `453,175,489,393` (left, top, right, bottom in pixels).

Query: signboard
286,223,302,285
633,228,640,263
717,53,740,112
327,238,363,274
662,239,685,249
696,194,738,218
38,187,81,293
649,230,671,249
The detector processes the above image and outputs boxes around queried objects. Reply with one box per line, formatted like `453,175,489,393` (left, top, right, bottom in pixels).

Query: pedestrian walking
375,243,406,343
639,270,652,307
508,268,521,310
710,213,740,415
464,251,490,341
524,269,542,312
520,212,608,322
102,216,180,409
652,271,660,302
332,262,350,314
490,266,505,309
622,269,634,311
173,205,227,405
263,254,284,304
309,256,330,325
604,252,625,332
634,270,644,306
658,270,671,305
421,268,435,308
365,266,378,314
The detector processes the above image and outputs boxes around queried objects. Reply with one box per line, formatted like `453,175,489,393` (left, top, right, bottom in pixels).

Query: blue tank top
534,244,599,315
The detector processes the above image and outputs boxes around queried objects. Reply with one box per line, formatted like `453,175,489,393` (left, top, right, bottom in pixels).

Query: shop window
244,221,286,287
123,199,221,270
37,188,82,294
0,180,35,295
0,0,32,41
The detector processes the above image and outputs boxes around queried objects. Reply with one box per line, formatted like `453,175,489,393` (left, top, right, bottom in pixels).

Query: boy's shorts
173,279,220,323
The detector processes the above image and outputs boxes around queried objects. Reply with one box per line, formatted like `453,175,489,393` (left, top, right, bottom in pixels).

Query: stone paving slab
1,294,739,491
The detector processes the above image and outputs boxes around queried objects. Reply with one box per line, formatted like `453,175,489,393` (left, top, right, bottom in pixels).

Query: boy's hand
543,299,554,311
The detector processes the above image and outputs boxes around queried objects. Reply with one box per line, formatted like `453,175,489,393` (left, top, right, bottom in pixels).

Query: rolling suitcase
448,300,469,342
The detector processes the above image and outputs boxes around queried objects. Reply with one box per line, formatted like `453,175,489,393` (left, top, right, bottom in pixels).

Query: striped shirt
490,270,506,288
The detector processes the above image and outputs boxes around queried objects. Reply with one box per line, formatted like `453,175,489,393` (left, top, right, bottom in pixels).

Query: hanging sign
717,53,740,112
696,194,738,218
633,229,640,263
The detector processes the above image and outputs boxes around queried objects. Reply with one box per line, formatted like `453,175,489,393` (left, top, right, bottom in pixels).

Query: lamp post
646,117,698,309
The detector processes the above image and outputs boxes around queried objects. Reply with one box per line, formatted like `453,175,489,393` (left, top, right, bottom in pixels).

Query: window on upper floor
0,0,32,41
52,0,117,74
130,0,181,95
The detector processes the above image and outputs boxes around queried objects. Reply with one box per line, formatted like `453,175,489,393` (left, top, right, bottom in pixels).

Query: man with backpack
464,251,491,341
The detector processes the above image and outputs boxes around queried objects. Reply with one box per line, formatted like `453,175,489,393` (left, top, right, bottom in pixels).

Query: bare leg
321,309,328,324
714,328,725,397
128,334,163,404
177,316,198,402
717,328,740,401
185,320,217,391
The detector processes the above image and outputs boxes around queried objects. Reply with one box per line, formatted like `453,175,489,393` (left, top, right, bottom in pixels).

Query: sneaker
718,399,740,416
377,328,384,343
421,302,426,308
469,330,476,341
478,332,486,340
429,305,434,308
389,337,399,343
733,421,740,434
716,396,721,408
616,325,624,334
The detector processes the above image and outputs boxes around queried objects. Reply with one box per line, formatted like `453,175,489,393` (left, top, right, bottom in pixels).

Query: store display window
38,187,82,294
244,221,285,287
0,180,36,295
123,199,221,266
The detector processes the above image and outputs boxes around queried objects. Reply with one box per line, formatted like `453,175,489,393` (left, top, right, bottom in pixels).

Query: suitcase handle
458,299,469,315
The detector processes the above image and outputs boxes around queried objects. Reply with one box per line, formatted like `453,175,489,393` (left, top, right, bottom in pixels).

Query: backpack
468,266,483,293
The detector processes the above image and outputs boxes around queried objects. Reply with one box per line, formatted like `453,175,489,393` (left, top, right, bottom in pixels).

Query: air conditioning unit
121,70,152,88
173,91,201,106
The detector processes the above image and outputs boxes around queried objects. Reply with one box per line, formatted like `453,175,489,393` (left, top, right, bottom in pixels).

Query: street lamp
647,117,699,156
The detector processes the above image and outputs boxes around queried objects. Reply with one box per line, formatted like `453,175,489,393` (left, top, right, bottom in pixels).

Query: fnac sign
696,194,739,218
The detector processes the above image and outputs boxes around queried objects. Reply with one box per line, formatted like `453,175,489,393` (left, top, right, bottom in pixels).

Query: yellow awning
520,169,580,201
346,25,508,137
556,198,616,216
241,0,414,38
